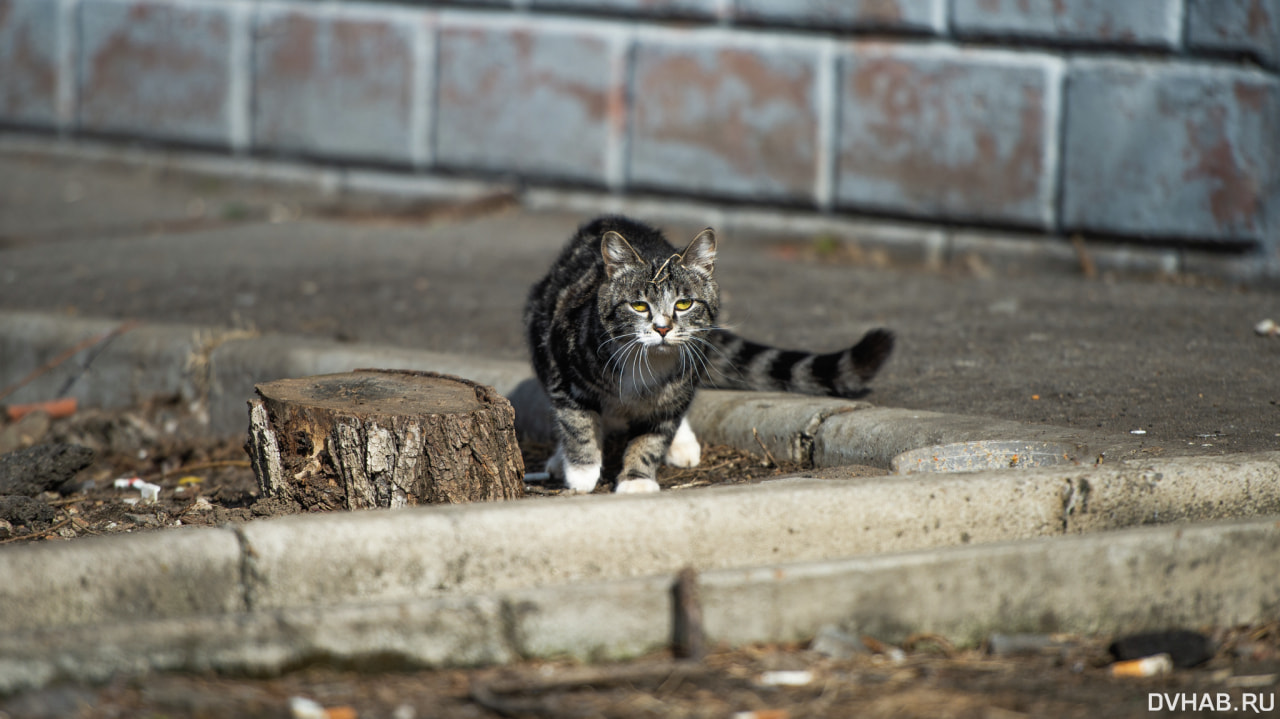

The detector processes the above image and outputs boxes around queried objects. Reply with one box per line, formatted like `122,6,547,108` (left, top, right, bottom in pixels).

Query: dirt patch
4,628,1278,718
0,399,880,545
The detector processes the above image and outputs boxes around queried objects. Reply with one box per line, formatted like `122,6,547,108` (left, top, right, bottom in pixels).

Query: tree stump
245,369,524,510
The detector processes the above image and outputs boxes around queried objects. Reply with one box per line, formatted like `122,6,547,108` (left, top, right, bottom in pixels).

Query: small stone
0,443,96,496
0,518,13,539
125,513,160,527
0,495,56,526
1110,629,1212,668
810,624,867,659
1255,318,1278,336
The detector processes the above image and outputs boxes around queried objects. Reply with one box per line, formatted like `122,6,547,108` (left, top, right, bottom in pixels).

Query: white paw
615,478,661,494
664,418,701,468
562,463,601,493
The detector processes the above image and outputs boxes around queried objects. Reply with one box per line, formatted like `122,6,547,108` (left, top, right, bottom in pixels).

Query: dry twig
751,427,780,468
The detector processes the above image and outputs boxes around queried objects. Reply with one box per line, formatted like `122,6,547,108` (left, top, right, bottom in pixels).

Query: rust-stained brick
1186,0,1280,70
629,38,821,202
836,43,1060,228
953,0,1181,48
435,21,618,183
528,0,723,20
1063,60,1280,245
0,0,59,126
734,0,945,33
78,0,235,145
254,7,423,164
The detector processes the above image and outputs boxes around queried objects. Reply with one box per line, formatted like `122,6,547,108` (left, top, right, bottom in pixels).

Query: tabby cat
525,215,893,494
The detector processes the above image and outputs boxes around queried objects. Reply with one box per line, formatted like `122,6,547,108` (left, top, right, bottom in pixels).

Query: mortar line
228,0,253,154
55,0,80,134
813,37,838,212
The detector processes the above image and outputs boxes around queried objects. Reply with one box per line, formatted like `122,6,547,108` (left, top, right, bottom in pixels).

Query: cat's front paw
614,478,660,494
562,463,601,493
664,418,701,468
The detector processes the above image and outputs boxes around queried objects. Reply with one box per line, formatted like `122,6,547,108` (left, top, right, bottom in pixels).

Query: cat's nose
654,324,670,337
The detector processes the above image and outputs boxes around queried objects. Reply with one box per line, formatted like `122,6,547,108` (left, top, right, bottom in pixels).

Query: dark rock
0,495,56,527
0,443,96,496
1109,630,1213,668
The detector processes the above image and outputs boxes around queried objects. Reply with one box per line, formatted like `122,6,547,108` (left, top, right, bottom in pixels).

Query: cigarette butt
325,708,358,719
733,711,790,719
6,397,77,421
1111,653,1172,677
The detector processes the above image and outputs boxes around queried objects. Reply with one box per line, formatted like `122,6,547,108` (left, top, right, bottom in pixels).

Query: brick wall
2,0,1277,258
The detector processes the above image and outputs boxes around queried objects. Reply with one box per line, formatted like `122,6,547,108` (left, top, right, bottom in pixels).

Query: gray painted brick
1062,60,1280,246
952,0,1181,48
528,0,723,20
0,0,59,126
1186,0,1280,69
733,0,945,34
253,6,424,164
435,21,617,184
836,44,1060,228
78,0,236,146
629,35,822,202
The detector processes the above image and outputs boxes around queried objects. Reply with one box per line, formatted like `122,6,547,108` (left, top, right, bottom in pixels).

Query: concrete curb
3,450,1278,635
3,516,1277,693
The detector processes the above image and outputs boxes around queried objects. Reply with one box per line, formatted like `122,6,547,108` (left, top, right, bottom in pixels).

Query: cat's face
597,229,720,356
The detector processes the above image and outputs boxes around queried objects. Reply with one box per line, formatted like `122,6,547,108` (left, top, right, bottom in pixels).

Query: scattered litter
1111,653,1172,678
391,705,415,719
113,477,161,504
4,397,77,422
1129,429,1146,435
757,670,813,687
189,496,214,512
1255,319,1278,337
178,475,204,485
733,711,790,719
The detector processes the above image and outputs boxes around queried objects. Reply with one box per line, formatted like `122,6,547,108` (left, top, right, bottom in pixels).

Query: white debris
289,696,326,719
757,670,814,687
113,477,162,504
1129,429,1147,435
1255,319,1278,336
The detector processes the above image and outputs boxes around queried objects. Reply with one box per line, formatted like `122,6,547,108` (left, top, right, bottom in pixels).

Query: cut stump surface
246,369,524,510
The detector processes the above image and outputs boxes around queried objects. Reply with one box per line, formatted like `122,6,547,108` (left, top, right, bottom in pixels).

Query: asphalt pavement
1,147,1277,456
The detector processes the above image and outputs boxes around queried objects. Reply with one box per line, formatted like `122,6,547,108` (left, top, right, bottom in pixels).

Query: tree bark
246,369,524,510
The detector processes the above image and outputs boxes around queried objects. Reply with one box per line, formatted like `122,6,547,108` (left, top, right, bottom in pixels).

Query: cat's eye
630,302,650,313
674,299,693,311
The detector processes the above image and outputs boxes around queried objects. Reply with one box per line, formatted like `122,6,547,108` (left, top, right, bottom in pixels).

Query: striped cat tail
700,328,894,398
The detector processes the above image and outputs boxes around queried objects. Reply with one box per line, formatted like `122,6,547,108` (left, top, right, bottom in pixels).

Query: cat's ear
601,231,643,278
681,228,717,276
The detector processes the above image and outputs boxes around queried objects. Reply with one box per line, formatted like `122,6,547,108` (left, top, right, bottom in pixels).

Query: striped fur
525,215,893,493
